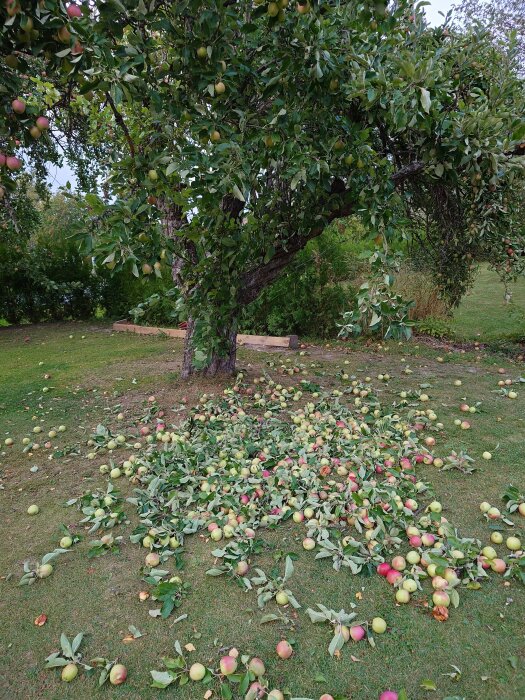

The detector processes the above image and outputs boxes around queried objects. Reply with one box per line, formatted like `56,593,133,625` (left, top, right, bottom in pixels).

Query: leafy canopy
2,1,524,366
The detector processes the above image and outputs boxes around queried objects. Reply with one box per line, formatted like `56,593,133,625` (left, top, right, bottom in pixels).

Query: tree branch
105,92,135,157
240,160,425,304
391,161,425,182
505,142,525,156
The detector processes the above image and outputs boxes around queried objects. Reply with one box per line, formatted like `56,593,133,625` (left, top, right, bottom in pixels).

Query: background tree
2,1,524,375
453,0,525,71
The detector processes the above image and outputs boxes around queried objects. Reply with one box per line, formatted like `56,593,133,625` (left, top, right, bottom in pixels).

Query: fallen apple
248,657,265,676
219,655,237,675
109,663,127,685
391,555,406,571
349,625,365,641
145,552,160,567
268,691,285,700
371,617,387,634
395,589,410,604
275,591,289,605
402,579,417,593
276,640,293,659
506,536,521,551
61,663,78,682
432,590,450,607
189,662,206,681
37,564,53,578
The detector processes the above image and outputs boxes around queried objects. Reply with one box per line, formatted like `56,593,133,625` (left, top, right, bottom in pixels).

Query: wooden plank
112,321,297,348
237,333,289,348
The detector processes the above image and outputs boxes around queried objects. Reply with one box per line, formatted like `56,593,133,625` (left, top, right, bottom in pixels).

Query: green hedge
240,221,367,338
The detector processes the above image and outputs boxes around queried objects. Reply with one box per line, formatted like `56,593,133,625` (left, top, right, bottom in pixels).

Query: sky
46,0,456,192
425,0,455,26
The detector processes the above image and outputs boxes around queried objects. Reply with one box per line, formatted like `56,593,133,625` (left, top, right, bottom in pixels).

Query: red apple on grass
109,663,127,685
276,640,293,659
219,655,237,675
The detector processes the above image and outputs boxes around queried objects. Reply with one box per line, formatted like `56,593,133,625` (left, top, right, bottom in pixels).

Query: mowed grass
451,265,525,341
0,322,524,700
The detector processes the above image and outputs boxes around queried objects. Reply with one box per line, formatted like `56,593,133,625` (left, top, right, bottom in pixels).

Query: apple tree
2,1,524,376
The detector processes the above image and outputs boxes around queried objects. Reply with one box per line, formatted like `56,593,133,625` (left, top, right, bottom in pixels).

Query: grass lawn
451,265,525,341
0,322,524,700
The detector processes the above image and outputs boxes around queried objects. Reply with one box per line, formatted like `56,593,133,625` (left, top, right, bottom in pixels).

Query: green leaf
60,634,73,658
260,613,281,623
328,631,345,657
239,671,251,694
71,633,83,654
420,87,431,113
232,184,245,202
420,679,437,691
150,670,174,688
284,556,294,581
221,682,233,699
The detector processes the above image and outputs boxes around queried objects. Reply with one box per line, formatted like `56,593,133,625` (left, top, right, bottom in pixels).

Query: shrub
240,220,366,338
338,251,415,341
394,267,448,320
100,269,173,321
414,317,455,340
129,288,181,326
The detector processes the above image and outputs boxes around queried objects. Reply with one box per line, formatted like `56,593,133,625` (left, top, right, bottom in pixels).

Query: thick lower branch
240,159,430,303
239,198,355,304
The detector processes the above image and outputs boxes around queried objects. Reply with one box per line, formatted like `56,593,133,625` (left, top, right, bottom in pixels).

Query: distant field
452,265,525,341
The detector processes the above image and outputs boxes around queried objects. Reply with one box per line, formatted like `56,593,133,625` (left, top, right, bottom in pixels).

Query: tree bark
181,315,238,378
181,316,196,379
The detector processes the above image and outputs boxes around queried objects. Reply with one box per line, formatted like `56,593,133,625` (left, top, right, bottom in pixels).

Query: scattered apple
371,617,387,634
189,662,206,681
276,640,293,659
109,663,127,685
219,655,237,675
61,663,78,682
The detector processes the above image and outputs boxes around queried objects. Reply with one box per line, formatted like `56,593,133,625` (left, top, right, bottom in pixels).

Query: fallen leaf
122,635,135,643
350,655,364,663
34,614,47,627
508,655,518,670
432,605,449,622
204,691,212,699
355,591,363,600
420,679,437,691
184,643,196,652
128,624,143,639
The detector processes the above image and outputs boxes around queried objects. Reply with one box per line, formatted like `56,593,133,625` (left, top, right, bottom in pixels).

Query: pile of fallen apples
17,370,524,698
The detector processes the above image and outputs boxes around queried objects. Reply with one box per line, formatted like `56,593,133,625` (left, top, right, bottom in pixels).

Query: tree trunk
181,315,238,378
